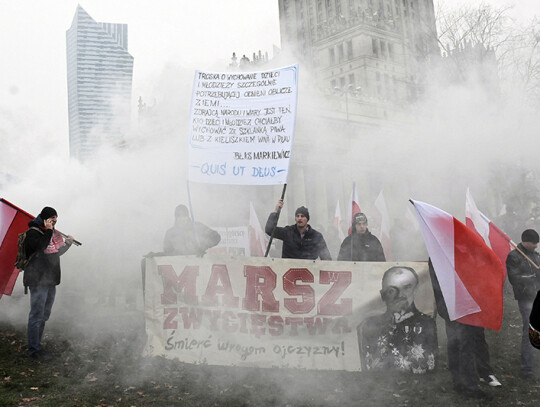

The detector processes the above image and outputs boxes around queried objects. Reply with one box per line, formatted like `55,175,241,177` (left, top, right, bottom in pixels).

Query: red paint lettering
158,264,199,305
285,317,304,336
163,307,178,329
317,270,352,315
202,264,239,307
242,266,279,312
283,268,315,314
178,306,204,329
268,315,284,336
303,317,332,335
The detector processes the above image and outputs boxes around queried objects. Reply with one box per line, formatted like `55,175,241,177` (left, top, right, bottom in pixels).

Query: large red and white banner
143,256,434,371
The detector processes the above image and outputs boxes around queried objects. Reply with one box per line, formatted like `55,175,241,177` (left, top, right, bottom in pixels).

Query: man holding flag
506,229,540,379
24,207,74,360
265,200,331,260
411,199,505,399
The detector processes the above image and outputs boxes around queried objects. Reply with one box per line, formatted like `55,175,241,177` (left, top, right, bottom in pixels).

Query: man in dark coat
265,199,331,260
163,204,221,256
338,212,385,261
506,229,540,379
358,266,437,374
24,207,73,360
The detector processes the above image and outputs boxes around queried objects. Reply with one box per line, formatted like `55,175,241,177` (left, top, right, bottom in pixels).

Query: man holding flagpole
265,199,331,260
507,229,540,379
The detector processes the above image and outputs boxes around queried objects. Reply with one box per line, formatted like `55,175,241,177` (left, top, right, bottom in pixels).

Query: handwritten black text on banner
188,65,298,185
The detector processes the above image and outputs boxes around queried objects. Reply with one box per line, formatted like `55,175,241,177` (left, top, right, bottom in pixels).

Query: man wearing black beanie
23,206,74,361
507,228,540,379
265,199,331,260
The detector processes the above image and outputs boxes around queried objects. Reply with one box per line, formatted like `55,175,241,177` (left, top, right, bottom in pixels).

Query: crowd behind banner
141,198,540,401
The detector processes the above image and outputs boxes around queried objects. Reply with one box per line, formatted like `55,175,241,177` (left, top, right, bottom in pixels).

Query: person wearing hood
265,199,331,260
24,206,74,360
163,204,221,257
337,212,385,262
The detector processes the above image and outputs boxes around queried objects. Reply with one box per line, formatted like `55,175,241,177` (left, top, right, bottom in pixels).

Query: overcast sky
0,0,538,161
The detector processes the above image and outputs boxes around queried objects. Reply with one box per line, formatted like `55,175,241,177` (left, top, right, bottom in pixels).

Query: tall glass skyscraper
66,5,134,162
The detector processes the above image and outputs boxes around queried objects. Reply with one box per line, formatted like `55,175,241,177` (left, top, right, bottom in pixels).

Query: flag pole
510,240,540,269
186,180,202,249
264,184,287,257
1,198,81,246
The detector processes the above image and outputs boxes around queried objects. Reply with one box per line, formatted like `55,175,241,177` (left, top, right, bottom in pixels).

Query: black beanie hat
353,212,368,225
295,206,310,221
522,229,540,243
39,207,57,220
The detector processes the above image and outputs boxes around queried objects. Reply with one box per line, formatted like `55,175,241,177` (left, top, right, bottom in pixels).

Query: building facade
278,0,438,115
66,5,134,162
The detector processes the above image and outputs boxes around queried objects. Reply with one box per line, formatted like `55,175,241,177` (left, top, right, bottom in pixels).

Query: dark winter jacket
23,217,71,287
506,243,540,301
163,219,221,256
265,212,332,260
337,229,385,262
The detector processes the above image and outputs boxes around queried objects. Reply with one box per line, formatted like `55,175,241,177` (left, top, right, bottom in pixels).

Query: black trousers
445,319,493,390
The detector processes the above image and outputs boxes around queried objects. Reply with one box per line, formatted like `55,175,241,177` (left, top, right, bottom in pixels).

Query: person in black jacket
265,199,331,260
24,207,73,360
337,212,385,261
506,229,540,379
163,204,221,256
429,259,497,400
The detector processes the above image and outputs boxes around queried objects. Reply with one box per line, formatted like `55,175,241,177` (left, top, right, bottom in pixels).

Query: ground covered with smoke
0,287,539,407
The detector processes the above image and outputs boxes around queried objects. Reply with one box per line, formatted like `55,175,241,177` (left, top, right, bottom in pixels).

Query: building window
340,77,346,88
331,79,337,89
338,43,344,60
329,48,336,64
349,73,355,86
388,43,394,60
372,38,379,56
380,40,387,59
347,40,353,59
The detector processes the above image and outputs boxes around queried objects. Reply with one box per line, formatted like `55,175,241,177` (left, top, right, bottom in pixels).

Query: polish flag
373,190,392,260
333,200,346,242
346,182,361,234
249,202,267,257
465,188,512,272
0,198,34,298
411,199,505,331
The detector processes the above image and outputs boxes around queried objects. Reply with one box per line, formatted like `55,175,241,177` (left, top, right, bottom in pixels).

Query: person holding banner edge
265,199,331,260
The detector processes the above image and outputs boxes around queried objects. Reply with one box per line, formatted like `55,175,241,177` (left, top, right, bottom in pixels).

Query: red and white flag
0,199,34,298
346,183,361,235
333,200,346,242
411,199,505,331
373,190,392,260
249,202,267,257
465,188,512,271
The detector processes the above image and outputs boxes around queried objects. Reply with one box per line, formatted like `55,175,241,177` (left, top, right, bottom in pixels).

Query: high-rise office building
66,5,134,162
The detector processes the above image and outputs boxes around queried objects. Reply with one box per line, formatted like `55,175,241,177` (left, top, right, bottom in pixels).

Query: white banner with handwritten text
143,256,434,371
187,65,298,185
